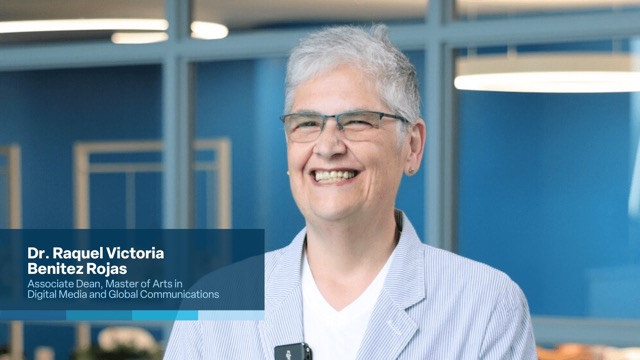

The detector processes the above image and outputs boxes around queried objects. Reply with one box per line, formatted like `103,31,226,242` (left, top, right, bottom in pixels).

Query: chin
307,204,359,223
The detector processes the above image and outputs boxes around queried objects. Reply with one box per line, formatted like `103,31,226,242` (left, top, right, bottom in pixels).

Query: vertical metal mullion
160,0,195,346
425,0,441,249
425,44,445,250
8,145,21,229
165,0,192,41
8,145,22,360
425,0,458,252
125,171,136,229
441,45,458,254
163,0,195,229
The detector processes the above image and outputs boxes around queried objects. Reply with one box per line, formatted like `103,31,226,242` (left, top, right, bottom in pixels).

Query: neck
304,209,399,310
307,209,397,264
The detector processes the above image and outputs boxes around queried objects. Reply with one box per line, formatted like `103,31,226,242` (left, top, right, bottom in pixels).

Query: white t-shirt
302,249,395,360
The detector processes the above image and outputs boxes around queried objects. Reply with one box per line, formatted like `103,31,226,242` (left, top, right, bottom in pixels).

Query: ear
405,118,426,176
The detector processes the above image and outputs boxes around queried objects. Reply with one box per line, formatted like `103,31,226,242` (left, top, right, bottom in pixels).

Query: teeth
314,170,356,183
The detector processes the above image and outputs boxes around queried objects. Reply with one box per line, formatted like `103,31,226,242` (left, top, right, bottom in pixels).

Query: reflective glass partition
455,37,640,325
0,65,162,358
0,66,162,229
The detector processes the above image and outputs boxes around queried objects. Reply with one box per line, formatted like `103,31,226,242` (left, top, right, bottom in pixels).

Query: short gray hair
284,24,421,126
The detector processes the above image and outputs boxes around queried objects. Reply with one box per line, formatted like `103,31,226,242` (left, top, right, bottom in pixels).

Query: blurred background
0,0,639,359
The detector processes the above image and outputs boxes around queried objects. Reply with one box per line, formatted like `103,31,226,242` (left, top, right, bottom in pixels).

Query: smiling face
287,64,414,227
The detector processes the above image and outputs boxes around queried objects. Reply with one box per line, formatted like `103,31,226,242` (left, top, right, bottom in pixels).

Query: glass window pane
0,65,162,228
456,38,640,321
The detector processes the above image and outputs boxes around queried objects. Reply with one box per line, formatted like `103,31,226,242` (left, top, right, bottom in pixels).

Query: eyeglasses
280,110,409,143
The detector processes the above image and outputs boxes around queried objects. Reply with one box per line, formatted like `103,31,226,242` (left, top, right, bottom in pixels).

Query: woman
166,24,537,360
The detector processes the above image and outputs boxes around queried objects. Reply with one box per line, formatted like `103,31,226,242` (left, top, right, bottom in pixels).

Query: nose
313,117,347,158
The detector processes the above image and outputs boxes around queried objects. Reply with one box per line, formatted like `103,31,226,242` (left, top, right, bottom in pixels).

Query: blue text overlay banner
0,229,264,318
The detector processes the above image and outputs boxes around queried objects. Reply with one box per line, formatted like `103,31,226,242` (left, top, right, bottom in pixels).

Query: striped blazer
164,212,537,359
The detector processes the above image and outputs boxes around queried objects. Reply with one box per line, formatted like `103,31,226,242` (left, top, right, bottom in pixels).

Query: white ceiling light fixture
455,52,640,93
111,32,169,44
0,19,228,44
190,21,229,40
0,19,169,34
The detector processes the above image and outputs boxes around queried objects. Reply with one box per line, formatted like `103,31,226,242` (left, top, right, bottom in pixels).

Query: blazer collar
383,211,426,309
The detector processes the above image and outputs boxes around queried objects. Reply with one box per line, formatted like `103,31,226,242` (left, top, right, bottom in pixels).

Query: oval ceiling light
191,21,229,40
455,52,640,93
0,19,228,44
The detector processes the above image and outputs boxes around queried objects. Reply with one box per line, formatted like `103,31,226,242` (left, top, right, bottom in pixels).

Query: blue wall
458,90,636,318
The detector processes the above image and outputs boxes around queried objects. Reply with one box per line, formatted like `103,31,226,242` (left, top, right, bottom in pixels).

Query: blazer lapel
258,230,307,359
356,213,425,359
356,292,419,359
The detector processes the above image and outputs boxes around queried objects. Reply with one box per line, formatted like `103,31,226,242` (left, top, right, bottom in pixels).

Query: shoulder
398,212,516,295
263,228,305,286
416,245,535,359
406,244,535,357
391,212,524,311
418,244,531,332
421,244,525,305
423,245,514,286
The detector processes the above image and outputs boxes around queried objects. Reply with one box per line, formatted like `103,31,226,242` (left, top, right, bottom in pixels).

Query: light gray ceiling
1,0,638,44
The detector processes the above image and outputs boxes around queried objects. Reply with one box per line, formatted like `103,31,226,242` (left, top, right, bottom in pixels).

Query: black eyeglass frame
279,110,410,142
